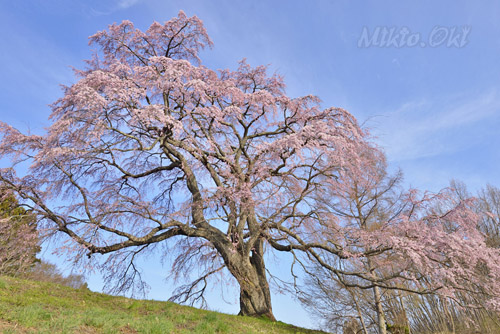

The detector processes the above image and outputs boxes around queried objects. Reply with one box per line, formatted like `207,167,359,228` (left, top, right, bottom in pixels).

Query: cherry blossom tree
0,12,372,320
297,150,500,333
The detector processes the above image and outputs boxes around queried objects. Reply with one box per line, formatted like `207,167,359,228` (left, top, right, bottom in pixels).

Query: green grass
0,276,326,334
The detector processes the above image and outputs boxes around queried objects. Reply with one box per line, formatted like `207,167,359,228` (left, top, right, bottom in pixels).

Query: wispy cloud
372,89,500,162
117,0,142,9
83,0,143,16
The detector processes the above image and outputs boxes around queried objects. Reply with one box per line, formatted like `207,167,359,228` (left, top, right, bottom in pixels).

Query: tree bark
238,272,275,321
238,249,275,320
223,239,275,320
374,285,387,334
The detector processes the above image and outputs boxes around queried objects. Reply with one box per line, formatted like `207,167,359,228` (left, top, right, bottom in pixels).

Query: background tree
0,188,85,289
25,261,87,289
0,12,373,320
0,188,39,276
299,268,373,333
402,180,500,334
298,150,500,334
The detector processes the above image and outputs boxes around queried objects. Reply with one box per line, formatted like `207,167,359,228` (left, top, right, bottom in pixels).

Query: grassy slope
0,276,326,334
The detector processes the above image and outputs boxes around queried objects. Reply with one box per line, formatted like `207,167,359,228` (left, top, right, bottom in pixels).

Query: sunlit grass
0,276,324,334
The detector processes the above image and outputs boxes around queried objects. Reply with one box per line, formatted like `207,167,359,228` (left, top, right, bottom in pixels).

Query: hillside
0,276,326,333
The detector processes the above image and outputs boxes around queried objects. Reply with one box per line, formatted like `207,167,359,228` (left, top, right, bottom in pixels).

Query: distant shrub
24,261,87,289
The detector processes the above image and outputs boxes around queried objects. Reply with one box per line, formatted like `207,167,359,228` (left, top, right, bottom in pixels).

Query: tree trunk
224,240,275,321
366,257,386,334
238,273,274,320
374,285,387,334
240,249,275,320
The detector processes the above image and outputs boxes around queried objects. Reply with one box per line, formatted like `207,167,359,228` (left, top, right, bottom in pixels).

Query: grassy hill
0,276,326,334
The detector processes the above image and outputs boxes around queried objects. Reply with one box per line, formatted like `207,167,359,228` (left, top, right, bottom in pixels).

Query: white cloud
81,0,143,16
372,89,500,162
117,0,142,9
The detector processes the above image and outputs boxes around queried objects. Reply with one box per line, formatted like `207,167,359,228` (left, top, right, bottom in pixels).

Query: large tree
0,12,371,319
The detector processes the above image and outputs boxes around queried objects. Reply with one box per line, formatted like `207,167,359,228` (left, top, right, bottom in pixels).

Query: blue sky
1,0,500,329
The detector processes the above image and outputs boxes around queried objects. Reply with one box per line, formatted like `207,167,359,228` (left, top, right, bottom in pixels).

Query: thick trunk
237,250,275,320
238,275,274,320
223,240,275,320
210,225,275,321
